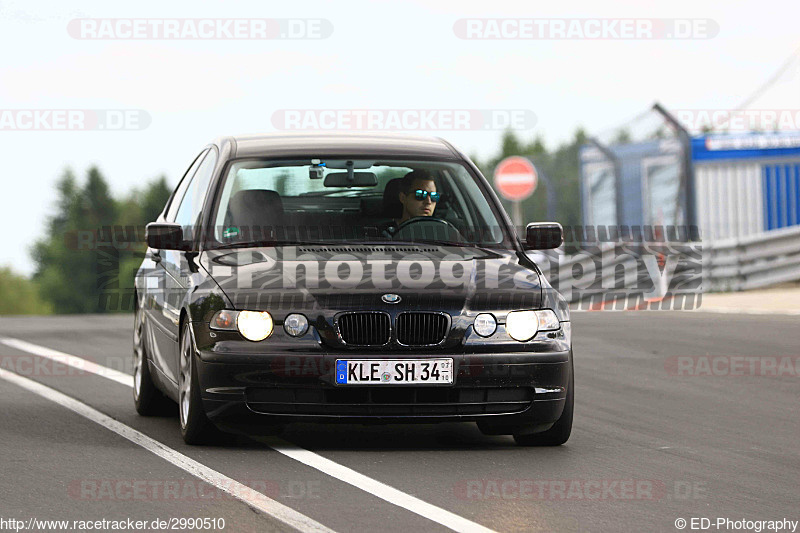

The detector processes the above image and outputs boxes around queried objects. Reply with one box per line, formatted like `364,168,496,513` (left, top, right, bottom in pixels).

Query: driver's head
398,169,438,222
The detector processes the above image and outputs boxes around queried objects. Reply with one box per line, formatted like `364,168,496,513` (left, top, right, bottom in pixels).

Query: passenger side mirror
146,222,188,251
525,222,563,250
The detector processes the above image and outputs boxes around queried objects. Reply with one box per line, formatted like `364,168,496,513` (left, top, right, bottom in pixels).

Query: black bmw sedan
134,133,573,446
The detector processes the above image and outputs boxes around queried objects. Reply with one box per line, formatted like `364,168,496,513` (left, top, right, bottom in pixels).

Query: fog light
473,313,497,337
284,313,309,337
237,311,274,341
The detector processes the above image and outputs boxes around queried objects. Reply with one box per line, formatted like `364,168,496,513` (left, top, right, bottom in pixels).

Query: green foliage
27,167,172,315
0,267,53,315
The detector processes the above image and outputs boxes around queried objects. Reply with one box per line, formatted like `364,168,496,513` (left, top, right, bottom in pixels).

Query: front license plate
335,359,453,385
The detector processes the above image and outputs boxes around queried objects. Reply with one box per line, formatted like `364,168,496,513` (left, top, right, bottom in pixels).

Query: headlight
473,313,497,337
505,310,538,341
284,313,309,337
236,311,274,341
505,309,561,342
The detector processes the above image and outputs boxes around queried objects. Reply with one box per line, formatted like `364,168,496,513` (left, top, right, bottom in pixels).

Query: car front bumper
193,328,572,433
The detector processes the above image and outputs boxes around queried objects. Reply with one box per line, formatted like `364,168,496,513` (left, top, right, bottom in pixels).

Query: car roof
212,132,463,160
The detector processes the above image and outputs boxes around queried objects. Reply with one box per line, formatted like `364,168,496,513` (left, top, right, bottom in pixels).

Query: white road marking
0,336,500,533
0,367,334,533
569,307,800,315
0,337,133,387
262,437,495,533
689,307,800,316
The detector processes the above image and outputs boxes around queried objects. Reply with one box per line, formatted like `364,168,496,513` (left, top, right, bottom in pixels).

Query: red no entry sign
494,156,538,201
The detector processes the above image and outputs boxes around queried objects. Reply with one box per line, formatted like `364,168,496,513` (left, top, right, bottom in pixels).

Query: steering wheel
393,216,464,243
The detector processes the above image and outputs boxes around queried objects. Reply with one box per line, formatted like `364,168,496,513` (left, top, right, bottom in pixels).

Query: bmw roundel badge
381,293,401,304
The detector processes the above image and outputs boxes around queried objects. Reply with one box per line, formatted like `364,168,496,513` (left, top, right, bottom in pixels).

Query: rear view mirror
323,172,378,187
525,222,563,250
146,222,187,250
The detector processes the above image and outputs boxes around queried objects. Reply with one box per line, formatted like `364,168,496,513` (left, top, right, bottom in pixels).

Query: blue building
580,131,800,242
692,132,800,241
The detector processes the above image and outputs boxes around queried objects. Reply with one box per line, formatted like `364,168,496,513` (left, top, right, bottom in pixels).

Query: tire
133,306,173,416
178,320,220,445
513,354,574,446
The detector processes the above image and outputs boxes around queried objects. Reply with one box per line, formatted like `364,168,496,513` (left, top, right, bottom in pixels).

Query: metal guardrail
530,225,800,306
530,241,700,307
702,224,800,292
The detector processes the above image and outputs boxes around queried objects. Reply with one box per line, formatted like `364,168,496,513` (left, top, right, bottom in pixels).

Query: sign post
493,156,538,229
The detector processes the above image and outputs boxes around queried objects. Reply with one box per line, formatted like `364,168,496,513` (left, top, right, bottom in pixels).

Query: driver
381,169,439,237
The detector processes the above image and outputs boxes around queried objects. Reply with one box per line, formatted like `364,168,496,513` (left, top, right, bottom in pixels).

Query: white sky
1,0,798,275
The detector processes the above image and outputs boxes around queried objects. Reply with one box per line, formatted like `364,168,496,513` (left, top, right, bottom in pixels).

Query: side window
174,149,218,232
166,150,207,222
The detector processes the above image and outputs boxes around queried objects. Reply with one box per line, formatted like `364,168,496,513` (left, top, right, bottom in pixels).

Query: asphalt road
0,312,797,533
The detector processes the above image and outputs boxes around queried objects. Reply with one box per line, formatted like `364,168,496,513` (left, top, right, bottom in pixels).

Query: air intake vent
247,386,534,416
396,312,450,346
337,312,391,346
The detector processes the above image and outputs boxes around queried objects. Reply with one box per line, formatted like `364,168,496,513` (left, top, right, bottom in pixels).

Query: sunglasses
413,189,441,202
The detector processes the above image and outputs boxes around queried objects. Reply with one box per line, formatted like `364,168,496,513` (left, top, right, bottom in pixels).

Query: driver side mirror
146,222,189,251
525,222,563,250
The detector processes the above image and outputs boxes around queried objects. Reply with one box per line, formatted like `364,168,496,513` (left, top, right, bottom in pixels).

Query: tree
31,168,174,314
613,129,632,144
141,175,172,223
31,168,97,314
83,166,118,228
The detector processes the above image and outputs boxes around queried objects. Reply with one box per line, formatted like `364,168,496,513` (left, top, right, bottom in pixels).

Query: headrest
227,189,284,240
382,178,403,219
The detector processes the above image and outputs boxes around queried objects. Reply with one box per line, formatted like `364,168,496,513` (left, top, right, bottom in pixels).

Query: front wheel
513,355,574,446
133,307,172,416
178,321,219,445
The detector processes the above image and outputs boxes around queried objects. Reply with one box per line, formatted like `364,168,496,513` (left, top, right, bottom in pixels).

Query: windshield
209,159,509,248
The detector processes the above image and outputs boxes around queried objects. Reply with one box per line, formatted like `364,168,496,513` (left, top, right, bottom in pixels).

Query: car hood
199,244,542,314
